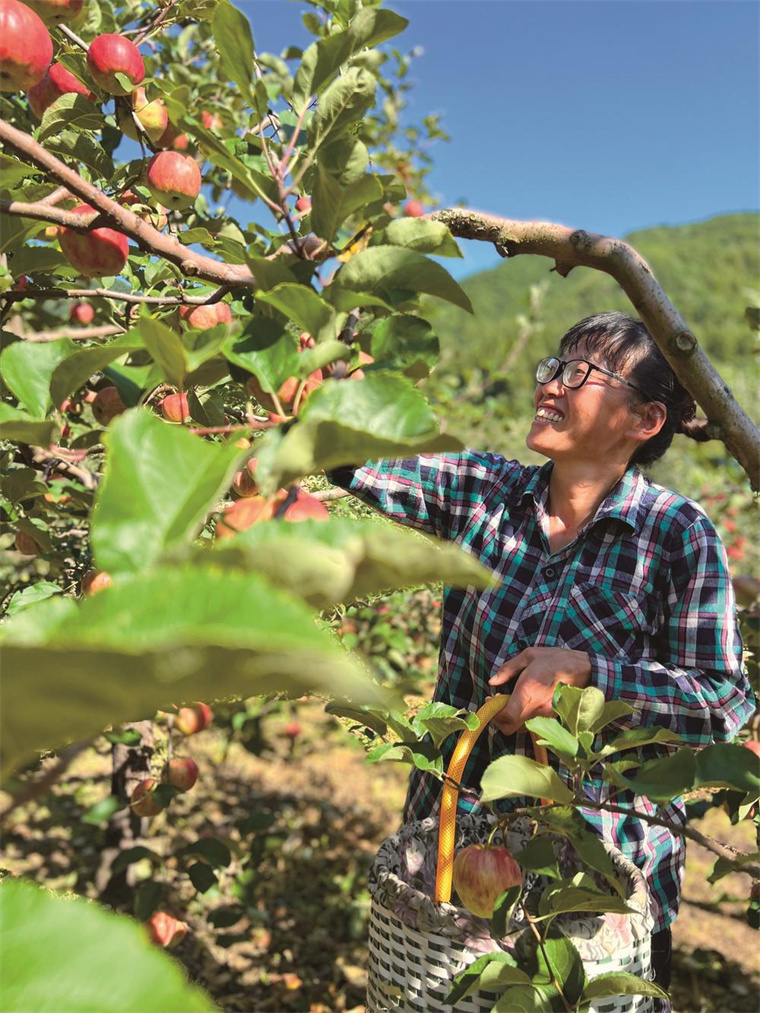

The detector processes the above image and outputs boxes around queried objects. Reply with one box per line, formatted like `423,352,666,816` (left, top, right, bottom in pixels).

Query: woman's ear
629,401,667,443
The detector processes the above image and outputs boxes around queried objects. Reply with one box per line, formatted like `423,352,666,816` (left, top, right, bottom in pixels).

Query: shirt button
516,638,528,651
544,566,556,579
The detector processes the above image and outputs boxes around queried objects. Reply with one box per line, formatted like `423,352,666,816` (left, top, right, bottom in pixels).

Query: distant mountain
426,212,759,372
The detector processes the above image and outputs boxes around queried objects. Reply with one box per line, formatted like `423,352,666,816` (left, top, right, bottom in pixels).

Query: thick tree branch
435,209,760,489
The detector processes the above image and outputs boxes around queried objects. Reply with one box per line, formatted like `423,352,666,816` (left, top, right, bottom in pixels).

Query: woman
330,311,755,987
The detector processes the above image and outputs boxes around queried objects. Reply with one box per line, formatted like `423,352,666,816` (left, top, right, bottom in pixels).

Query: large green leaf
334,245,473,313
255,283,336,343
213,0,256,106
311,168,383,242
370,314,440,372
384,217,463,257
50,331,143,409
492,983,561,1012
222,316,297,392
480,755,574,805
531,934,587,1005
0,339,75,418
603,747,697,802
537,883,632,918
0,404,58,445
553,685,606,737
319,137,369,186
0,565,386,774
583,972,667,1002
695,742,760,795
134,316,186,389
38,92,105,141
209,516,493,608
91,409,241,574
525,716,579,759
0,878,215,1013
447,953,530,1006
308,67,376,151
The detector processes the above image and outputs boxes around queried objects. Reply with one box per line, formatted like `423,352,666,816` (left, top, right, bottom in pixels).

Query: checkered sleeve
591,514,755,745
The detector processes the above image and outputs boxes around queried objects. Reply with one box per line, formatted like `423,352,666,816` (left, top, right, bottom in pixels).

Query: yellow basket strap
434,693,549,904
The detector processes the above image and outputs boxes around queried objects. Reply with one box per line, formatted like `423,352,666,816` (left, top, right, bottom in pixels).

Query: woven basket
366,695,657,1013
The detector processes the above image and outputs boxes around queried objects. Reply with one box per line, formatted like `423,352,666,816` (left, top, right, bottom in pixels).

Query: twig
313,488,350,502
24,325,125,343
5,285,231,308
0,740,91,825
519,899,573,1013
30,446,100,489
57,23,88,51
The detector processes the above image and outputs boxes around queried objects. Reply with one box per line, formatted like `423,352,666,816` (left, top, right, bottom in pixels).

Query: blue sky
237,0,760,278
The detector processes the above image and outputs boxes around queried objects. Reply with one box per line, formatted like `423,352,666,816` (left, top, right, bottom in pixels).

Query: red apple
146,911,189,949
119,189,168,230
58,204,129,278
161,757,199,793
232,458,259,498
80,569,112,595
201,109,222,130
130,778,165,818
174,702,213,736
119,86,169,144
743,740,760,759
283,721,302,740
0,0,52,92
403,199,425,218
146,151,201,210
276,369,322,409
178,301,231,330
14,529,39,555
24,0,83,25
154,120,189,151
295,195,312,213
216,496,275,540
274,487,329,523
69,301,94,325
160,392,191,423
298,331,315,350
452,844,522,918
91,386,127,426
27,62,94,119
87,34,144,96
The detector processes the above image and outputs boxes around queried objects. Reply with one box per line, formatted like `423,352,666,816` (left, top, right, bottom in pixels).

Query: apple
178,301,231,330
0,0,53,92
452,843,522,919
298,332,315,350
146,151,201,210
743,740,760,759
24,0,83,25
14,529,39,555
27,62,94,119
201,109,222,130
130,778,165,818
403,199,425,218
69,301,94,325
174,702,213,736
232,458,259,498
58,203,129,278
87,34,145,95
273,487,329,522
161,757,199,793
119,189,168,230
216,495,275,540
91,386,127,426
154,120,189,151
283,721,302,740
295,195,311,213
160,392,191,423
119,86,169,144
276,369,322,409
80,569,112,595
146,911,189,949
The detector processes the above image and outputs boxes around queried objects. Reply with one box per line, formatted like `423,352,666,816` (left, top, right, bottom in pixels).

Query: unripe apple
80,568,112,595
295,195,311,214
69,301,94,325
91,386,127,426
452,844,522,918
403,199,425,218
27,62,94,119
24,0,83,25
178,301,231,330
273,487,329,523
0,0,53,92
130,777,165,818
161,757,199,793
146,911,189,949
14,529,39,555
232,457,258,497
216,496,275,539
160,392,191,423
86,34,145,95
146,151,201,210
119,86,169,144
58,204,129,278
174,702,213,736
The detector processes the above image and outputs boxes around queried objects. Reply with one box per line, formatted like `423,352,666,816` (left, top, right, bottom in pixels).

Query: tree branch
435,209,760,490
5,284,231,307
26,325,125,343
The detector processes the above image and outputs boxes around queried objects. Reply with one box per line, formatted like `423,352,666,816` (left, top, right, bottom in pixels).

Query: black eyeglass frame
535,356,649,399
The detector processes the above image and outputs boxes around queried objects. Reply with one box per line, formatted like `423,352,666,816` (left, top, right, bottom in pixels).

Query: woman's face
525,342,643,466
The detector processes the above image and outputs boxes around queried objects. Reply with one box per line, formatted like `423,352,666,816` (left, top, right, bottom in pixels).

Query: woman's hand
487,646,592,736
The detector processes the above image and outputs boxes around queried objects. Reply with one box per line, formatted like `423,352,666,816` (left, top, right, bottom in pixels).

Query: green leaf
411,701,480,749
308,67,376,151
603,747,697,802
553,685,607,736
50,330,143,410
384,217,463,257
81,795,125,825
480,755,574,804
597,725,684,757
588,699,636,733
182,325,230,374
91,409,240,574
188,862,217,893
532,933,587,1005
133,880,162,922
447,952,530,1005
213,0,256,105
112,846,162,874
255,283,336,343
3,582,61,618
0,338,75,418
181,838,232,869
525,716,579,758
320,137,369,185
370,314,440,373
490,884,523,940
537,883,632,918
45,130,114,182
582,972,667,1002
0,405,58,445
493,983,562,1012
0,879,215,1012
367,739,443,774
513,835,560,878
696,742,760,796
311,168,383,243
38,93,104,141
0,152,38,189
134,317,186,390
223,316,297,392
0,565,386,774
538,808,624,895
323,702,390,737
334,245,473,313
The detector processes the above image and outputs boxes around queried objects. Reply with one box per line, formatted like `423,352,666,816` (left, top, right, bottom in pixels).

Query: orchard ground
1,687,758,1013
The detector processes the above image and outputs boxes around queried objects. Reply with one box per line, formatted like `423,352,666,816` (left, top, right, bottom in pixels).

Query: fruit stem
57,23,89,52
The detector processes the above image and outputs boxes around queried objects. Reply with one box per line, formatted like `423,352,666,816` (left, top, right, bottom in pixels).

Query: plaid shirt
332,452,755,930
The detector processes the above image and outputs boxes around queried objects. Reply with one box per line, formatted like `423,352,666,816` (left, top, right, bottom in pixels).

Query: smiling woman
329,310,755,994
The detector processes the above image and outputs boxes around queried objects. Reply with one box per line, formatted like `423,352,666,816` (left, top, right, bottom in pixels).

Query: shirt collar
518,462,648,534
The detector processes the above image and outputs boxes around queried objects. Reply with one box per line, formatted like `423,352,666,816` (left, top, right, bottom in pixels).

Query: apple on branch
58,204,129,278
0,0,53,92
174,702,213,736
91,386,127,426
69,301,94,325
161,757,199,793
146,911,189,949
160,392,191,423
178,301,232,330
452,843,522,918
80,569,112,596
27,62,95,119
130,778,166,818
118,87,169,145
146,151,202,211
86,34,145,96
403,199,425,218
24,0,83,25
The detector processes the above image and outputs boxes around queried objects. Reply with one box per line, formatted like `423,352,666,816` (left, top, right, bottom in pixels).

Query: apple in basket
452,843,522,918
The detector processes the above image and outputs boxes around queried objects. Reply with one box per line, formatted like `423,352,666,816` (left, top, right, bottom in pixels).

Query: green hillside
426,212,760,372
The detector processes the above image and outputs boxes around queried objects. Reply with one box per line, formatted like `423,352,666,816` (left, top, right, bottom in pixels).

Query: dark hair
558,311,710,467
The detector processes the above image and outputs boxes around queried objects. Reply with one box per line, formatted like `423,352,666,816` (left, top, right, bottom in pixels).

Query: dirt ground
1,701,759,1013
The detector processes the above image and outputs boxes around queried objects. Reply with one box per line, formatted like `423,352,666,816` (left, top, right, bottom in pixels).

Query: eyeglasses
535,357,648,397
